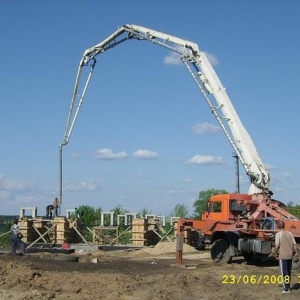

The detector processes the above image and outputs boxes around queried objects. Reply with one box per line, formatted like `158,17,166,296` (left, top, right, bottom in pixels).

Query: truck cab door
206,200,224,220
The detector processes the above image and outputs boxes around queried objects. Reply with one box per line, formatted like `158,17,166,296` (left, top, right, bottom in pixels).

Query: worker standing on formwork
46,204,54,219
53,197,60,218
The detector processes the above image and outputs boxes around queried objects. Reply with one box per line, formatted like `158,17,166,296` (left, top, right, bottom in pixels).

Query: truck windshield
208,201,222,213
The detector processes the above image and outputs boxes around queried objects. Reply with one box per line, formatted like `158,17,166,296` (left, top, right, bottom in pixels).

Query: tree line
73,188,227,227
75,188,300,227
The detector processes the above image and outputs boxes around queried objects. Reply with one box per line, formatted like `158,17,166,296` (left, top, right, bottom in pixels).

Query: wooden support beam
92,226,119,244
32,223,48,243
108,226,131,246
159,227,174,242
151,229,163,239
27,223,58,249
67,219,88,244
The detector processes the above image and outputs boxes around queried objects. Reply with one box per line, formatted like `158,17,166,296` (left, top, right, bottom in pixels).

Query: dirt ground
0,242,299,300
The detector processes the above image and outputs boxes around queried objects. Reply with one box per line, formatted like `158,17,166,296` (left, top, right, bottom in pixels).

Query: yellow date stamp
222,275,299,285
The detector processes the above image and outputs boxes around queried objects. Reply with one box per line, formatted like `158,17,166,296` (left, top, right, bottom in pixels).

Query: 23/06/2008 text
222,275,300,285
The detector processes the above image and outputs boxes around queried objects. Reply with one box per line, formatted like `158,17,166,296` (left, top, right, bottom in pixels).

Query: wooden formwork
18,216,175,248
18,218,53,244
131,218,170,246
92,226,119,244
55,217,73,244
18,217,85,247
131,218,147,246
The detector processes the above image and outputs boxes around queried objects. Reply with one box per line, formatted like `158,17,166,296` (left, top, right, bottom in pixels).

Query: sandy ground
0,242,300,300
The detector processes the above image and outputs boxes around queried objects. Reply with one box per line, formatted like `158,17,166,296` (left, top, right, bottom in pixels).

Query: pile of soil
141,240,198,254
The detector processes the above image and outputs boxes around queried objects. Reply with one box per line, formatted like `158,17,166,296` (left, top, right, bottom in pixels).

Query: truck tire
292,257,300,270
242,252,261,265
211,239,232,264
292,245,300,270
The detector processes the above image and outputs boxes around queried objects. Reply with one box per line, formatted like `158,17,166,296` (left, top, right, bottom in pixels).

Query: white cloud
0,174,57,214
265,164,278,170
205,52,219,66
185,155,224,165
164,52,182,66
63,180,102,192
94,148,127,160
164,48,219,68
71,152,82,160
184,178,195,183
283,172,291,180
0,190,10,198
273,186,284,193
192,122,221,134
169,188,184,194
0,174,35,191
164,45,194,66
133,149,159,159
135,172,154,179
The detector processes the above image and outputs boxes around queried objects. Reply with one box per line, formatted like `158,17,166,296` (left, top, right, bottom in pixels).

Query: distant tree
193,188,228,219
75,205,102,227
170,203,189,218
285,202,300,218
110,205,129,226
110,205,131,244
0,219,14,246
137,206,152,218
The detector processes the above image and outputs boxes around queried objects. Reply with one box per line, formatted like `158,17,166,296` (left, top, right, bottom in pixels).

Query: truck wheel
292,245,300,270
211,239,232,263
292,257,300,270
242,252,261,265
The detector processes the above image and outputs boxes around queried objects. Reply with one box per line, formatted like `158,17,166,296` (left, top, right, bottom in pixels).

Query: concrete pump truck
60,24,300,269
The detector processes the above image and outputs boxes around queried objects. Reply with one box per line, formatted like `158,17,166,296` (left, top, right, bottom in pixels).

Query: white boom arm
62,24,270,194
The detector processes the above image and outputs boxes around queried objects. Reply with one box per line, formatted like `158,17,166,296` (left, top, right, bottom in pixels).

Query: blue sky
1,0,300,216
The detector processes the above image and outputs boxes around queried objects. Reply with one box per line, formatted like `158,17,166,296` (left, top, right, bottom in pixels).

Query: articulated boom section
62,24,269,194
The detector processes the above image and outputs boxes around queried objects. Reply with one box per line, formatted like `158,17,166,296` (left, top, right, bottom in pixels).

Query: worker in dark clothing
46,204,54,219
46,198,60,219
10,219,26,255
